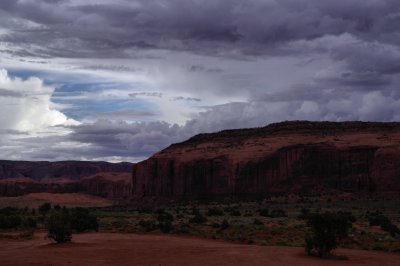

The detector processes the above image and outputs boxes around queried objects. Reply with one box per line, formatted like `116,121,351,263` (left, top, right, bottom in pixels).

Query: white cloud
0,69,79,133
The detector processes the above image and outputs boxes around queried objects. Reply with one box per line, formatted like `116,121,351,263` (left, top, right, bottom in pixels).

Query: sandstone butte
132,121,400,200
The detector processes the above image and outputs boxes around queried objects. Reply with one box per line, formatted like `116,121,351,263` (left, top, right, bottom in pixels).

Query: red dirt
0,232,398,266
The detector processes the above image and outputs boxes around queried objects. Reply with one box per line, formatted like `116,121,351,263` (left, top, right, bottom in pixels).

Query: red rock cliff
132,121,400,199
0,161,133,198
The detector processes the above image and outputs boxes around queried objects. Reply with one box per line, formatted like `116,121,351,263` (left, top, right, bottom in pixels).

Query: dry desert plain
1,232,400,266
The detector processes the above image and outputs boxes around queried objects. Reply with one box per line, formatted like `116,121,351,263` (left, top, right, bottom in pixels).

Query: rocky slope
0,161,132,198
132,121,400,199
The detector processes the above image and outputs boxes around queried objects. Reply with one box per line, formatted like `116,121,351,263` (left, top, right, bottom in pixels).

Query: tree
305,212,354,258
46,210,72,243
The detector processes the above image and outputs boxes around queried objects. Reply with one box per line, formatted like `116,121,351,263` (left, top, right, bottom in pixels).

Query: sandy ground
0,232,399,266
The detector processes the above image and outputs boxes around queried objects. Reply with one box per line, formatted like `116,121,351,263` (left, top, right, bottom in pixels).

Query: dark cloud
0,0,399,58
2,0,400,162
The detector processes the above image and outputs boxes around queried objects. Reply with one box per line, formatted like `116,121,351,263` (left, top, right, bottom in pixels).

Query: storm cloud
1,0,400,161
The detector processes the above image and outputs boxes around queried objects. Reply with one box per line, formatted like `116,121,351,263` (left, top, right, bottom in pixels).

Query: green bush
230,210,241,216
0,214,21,229
156,210,174,233
159,220,173,233
157,211,174,223
298,208,311,220
220,219,230,230
253,218,264,226
269,209,287,218
189,213,207,224
21,217,37,230
367,211,400,237
70,208,99,233
139,220,157,232
259,209,269,217
39,203,52,216
0,207,19,216
207,208,224,216
46,210,72,243
305,212,354,258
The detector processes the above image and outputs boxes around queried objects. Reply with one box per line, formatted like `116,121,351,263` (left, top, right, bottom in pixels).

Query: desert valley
2,1,400,265
1,121,400,265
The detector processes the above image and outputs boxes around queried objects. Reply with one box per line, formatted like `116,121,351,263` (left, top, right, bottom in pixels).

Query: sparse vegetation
46,210,72,243
1,194,399,253
367,211,400,237
38,203,52,216
70,207,99,233
305,212,354,258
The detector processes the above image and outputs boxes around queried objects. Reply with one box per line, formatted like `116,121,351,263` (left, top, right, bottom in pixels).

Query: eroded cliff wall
132,121,400,199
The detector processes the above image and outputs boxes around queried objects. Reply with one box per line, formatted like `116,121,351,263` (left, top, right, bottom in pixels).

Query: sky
1,0,400,162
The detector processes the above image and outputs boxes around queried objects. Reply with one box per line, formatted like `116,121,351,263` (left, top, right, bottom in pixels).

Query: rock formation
0,173,132,199
132,121,400,199
0,160,132,180
0,161,132,198
79,173,132,199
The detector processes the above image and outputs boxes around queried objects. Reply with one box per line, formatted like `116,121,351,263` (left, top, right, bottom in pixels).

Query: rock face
0,178,79,197
79,173,132,199
0,161,133,198
0,173,132,199
0,161,132,180
132,121,400,199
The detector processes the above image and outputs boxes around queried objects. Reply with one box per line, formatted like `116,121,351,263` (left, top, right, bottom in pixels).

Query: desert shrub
298,208,311,220
305,212,354,258
207,208,224,216
139,220,157,232
259,209,269,217
111,219,130,229
269,209,287,218
189,213,207,224
244,211,253,217
159,220,173,233
212,222,220,228
157,211,174,223
0,207,19,216
138,206,153,214
46,210,72,243
70,208,99,233
367,211,400,237
191,207,200,216
39,203,52,216
220,219,230,230
156,210,174,233
0,214,21,229
230,210,241,216
258,208,287,218
253,218,264,226
21,217,37,229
